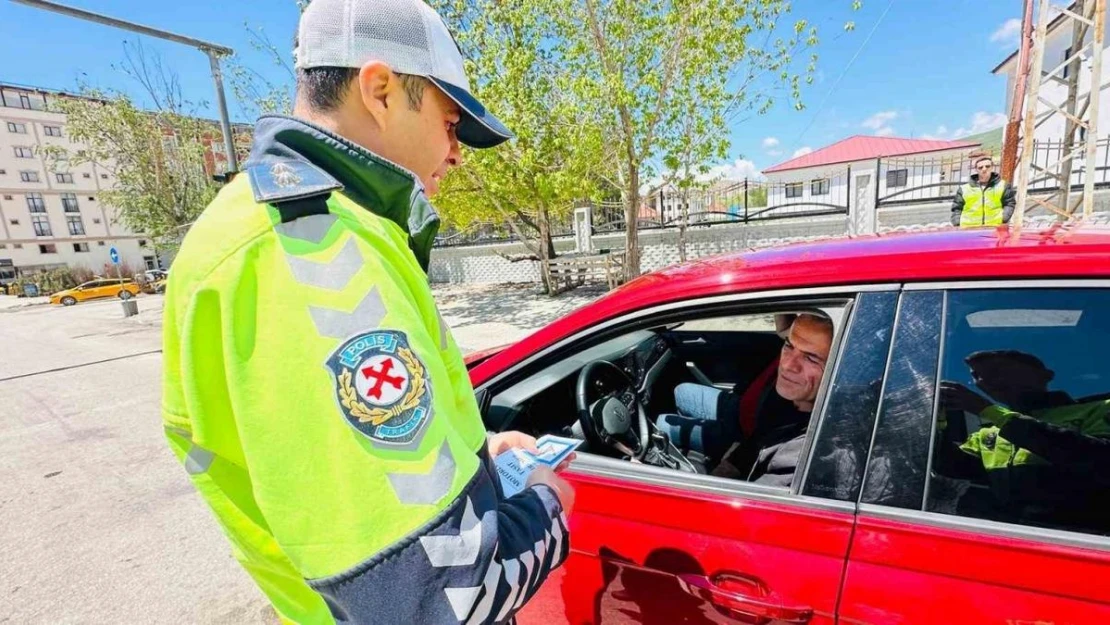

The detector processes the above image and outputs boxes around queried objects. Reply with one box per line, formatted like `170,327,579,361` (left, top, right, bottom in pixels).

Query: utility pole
1013,0,1107,229
10,0,240,174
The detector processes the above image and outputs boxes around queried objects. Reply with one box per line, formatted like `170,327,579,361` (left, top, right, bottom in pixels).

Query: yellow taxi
50,278,141,306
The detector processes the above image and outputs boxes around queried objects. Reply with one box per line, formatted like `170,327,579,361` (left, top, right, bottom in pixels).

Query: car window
928,288,1110,537
483,300,848,491
803,291,898,502
859,291,944,510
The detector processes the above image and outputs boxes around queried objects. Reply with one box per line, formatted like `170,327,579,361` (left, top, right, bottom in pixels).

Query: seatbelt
739,357,779,438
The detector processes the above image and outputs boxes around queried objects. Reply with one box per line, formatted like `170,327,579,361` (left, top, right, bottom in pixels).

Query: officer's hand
527,464,575,517
488,431,538,456
940,381,991,415
489,431,576,472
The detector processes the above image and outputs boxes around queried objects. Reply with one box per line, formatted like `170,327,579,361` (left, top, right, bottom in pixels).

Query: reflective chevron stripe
275,213,337,244
309,287,387,340
385,441,456,506
185,443,215,475
420,497,484,567
285,237,364,290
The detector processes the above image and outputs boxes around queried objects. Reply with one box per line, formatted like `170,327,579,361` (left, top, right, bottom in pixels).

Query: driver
656,314,833,483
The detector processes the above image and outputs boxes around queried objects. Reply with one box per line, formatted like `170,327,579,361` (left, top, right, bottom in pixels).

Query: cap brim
428,77,514,149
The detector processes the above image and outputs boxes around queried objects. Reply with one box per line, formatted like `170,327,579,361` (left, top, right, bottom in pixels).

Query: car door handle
682,337,707,344
677,573,813,623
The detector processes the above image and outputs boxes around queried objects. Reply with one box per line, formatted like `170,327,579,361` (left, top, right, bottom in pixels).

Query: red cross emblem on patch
356,354,411,406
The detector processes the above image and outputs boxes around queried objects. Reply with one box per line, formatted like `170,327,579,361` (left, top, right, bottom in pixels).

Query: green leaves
50,88,221,241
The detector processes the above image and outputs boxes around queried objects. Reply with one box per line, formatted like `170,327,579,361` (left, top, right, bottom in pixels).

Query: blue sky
0,0,1022,178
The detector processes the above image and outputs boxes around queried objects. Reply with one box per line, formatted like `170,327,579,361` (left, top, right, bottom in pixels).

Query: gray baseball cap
295,0,513,149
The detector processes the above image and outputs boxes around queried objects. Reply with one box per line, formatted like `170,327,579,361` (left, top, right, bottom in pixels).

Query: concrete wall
429,216,851,284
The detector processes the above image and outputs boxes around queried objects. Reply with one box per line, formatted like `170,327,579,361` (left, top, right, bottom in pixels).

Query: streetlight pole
9,0,240,173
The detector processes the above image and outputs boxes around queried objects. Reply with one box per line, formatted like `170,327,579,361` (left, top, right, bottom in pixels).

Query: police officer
941,350,1110,530
161,0,574,622
950,155,1016,228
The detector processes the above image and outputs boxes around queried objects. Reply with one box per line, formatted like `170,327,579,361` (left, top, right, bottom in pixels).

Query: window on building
138,239,147,247
886,169,909,188
19,93,32,109
26,193,45,212
38,243,57,254
66,214,85,235
93,218,102,224
55,172,74,184
43,125,63,137
100,174,108,180
144,255,156,270
83,173,91,179
31,214,52,237
13,243,23,249
19,171,40,183
0,244,6,249
1063,47,1072,79
13,146,33,159
97,241,105,246
73,242,90,253
87,197,95,202
0,170,6,175
61,193,79,212
811,178,830,196
923,288,1110,538
3,195,12,200
10,219,19,226
785,182,804,199
7,121,26,134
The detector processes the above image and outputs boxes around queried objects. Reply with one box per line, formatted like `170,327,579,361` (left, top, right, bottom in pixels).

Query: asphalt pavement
0,284,601,624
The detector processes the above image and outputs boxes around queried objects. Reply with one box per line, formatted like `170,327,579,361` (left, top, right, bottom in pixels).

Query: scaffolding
1013,0,1108,227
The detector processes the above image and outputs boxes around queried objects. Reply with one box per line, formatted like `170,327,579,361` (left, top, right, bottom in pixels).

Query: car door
77,280,103,301
510,289,899,625
664,320,786,392
839,284,1110,624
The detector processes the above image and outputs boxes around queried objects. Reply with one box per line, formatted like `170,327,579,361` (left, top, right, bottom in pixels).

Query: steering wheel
576,360,651,460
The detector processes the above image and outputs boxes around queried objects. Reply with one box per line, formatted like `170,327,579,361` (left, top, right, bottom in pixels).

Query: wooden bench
547,252,626,291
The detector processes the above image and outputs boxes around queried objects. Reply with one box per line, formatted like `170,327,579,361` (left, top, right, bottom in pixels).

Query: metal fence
433,137,1110,248
874,137,1110,209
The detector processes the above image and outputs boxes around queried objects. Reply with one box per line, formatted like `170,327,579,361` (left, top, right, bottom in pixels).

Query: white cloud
767,149,783,157
862,110,898,137
990,18,1022,45
704,158,764,182
761,136,780,149
862,111,898,130
792,147,813,158
928,112,1008,140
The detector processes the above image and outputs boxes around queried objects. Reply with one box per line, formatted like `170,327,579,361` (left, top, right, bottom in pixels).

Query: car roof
471,224,1110,385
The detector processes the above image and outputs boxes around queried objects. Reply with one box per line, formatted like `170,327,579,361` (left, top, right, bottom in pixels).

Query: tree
430,0,612,294
553,0,827,279
42,42,222,245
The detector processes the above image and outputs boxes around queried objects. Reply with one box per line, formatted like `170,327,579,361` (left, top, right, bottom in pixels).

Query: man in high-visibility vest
940,350,1110,532
950,156,1016,228
161,0,574,622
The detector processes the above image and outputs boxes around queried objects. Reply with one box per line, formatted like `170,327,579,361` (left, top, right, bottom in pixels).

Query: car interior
480,301,847,481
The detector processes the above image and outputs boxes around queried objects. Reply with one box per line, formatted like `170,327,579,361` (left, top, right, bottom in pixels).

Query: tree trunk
624,168,641,280
537,206,557,295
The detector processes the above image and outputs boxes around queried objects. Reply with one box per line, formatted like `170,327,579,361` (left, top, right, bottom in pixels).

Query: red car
466,224,1110,624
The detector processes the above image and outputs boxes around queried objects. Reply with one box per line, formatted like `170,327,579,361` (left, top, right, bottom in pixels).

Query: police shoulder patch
327,330,433,445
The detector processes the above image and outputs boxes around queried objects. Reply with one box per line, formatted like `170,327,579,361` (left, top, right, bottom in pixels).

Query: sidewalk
433,282,606,353
0,294,50,311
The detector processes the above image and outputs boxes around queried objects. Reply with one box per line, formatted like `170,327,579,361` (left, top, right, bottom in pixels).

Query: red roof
763,135,979,173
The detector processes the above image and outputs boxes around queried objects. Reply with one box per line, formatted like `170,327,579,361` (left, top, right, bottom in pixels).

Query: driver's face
776,316,832,411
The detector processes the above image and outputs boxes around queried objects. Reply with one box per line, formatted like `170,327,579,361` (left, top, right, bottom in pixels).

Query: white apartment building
0,82,158,285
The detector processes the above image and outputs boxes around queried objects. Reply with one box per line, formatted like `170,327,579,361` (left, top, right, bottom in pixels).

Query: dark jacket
950,171,1016,226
